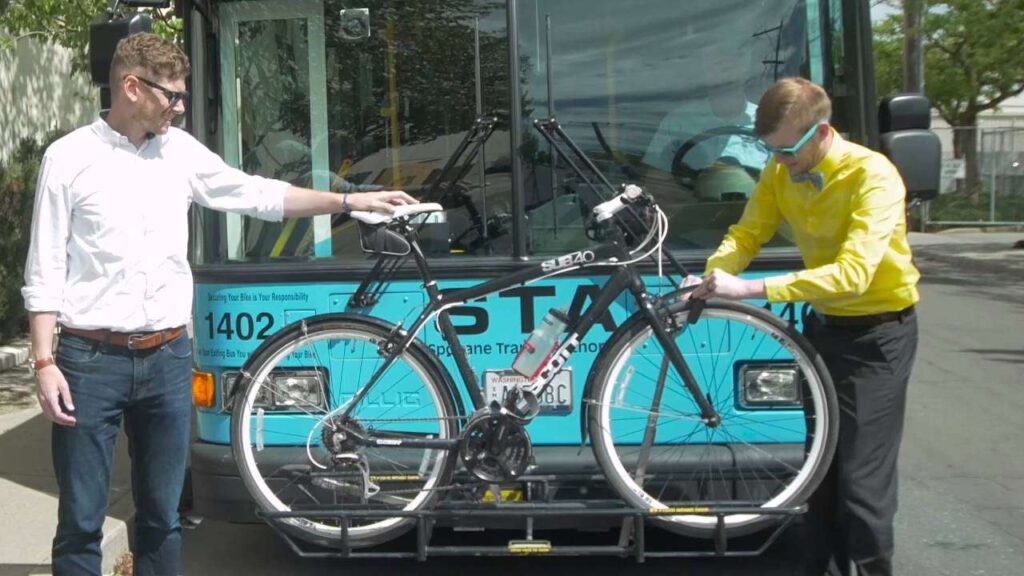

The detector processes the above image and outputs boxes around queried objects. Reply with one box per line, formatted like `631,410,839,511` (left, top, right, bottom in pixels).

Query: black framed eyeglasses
134,75,189,107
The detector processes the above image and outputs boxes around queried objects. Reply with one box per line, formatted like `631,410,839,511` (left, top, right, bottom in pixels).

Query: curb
0,373,132,576
0,407,133,575
101,498,133,576
914,245,1024,277
0,339,30,372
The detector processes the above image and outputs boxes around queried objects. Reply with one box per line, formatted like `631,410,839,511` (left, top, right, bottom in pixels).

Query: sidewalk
0,348,132,575
908,229,1024,276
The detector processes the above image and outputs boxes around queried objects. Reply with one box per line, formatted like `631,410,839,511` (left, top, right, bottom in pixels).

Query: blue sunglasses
762,122,824,157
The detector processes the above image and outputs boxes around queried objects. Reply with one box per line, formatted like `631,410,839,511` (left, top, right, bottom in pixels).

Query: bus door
218,0,331,259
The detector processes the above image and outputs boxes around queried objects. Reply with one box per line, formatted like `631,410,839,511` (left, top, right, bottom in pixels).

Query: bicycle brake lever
686,298,706,325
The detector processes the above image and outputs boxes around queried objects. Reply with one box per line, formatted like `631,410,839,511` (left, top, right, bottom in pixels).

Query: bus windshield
193,0,825,264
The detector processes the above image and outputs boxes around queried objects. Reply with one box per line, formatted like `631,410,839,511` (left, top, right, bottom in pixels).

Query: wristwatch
30,357,55,375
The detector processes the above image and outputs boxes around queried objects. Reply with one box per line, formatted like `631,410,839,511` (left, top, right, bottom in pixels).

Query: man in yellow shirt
690,77,918,576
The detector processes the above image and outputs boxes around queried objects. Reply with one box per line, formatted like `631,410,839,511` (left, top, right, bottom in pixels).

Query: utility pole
902,0,928,230
902,0,925,93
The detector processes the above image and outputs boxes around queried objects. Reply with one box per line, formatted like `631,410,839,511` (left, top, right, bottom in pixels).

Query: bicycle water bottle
512,308,570,379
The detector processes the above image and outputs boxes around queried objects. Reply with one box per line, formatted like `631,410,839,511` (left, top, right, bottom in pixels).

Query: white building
0,35,97,162
929,94,1024,196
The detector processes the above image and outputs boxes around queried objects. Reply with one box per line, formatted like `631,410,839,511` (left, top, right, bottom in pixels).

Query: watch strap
32,357,55,373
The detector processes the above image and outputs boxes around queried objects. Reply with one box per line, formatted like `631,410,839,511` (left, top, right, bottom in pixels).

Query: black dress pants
793,311,919,576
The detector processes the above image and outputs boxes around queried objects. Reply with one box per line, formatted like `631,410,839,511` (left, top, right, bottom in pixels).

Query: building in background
931,96,1024,199
0,36,97,161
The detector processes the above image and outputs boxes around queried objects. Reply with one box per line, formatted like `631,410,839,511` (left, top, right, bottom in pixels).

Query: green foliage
872,14,903,100
0,0,182,75
927,191,1024,223
873,0,1024,197
0,129,65,342
873,0,1024,126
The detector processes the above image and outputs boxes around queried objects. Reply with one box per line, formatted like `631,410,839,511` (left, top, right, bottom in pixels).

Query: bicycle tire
231,314,459,549
587,298,837,538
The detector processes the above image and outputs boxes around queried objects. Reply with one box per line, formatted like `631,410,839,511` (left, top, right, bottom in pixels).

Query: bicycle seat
349,203,444,226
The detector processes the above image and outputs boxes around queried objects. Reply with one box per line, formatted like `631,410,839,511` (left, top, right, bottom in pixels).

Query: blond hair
754,77,832,137
109,32,190,86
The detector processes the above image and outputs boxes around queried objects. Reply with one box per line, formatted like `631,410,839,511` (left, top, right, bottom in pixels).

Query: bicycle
229,119,838,551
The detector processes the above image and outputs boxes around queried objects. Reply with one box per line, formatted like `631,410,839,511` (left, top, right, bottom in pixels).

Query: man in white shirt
21,33,413,576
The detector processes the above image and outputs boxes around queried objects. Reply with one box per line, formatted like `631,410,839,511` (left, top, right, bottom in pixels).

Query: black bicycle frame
339,221,719,451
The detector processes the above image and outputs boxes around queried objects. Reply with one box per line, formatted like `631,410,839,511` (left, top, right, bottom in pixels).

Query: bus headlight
739,364,801,407
222,370,327,411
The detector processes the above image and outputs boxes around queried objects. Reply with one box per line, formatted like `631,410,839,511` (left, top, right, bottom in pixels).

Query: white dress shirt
22,117,288,332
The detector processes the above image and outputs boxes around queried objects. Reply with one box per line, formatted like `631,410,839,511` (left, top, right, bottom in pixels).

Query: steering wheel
670,125,761,189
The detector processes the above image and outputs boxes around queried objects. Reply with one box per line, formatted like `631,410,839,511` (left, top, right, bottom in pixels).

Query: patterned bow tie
790,171,824,190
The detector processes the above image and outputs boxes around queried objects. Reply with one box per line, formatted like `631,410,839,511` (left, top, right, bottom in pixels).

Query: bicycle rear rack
256,499,805,562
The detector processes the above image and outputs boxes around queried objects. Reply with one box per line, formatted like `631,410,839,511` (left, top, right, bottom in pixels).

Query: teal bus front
183,0,873,522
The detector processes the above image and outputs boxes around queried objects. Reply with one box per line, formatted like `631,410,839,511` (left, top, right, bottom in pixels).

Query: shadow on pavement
0,370,35,415
915,254,1024,309
961,348,1024,365
0,565,49,576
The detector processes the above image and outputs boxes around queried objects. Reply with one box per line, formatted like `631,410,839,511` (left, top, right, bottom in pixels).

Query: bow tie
790,171,824,190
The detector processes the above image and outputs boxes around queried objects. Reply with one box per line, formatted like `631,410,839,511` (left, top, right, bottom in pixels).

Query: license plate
483,369,572,415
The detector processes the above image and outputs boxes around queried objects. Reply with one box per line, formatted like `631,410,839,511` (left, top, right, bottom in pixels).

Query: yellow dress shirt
703,130,919,316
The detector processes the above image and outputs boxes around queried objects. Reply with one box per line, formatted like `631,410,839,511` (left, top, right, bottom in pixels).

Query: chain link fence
922,125,1024,229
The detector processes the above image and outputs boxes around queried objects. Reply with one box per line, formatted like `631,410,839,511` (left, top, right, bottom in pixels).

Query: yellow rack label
508,540,552,554
481,489,524,502
649,506,712,515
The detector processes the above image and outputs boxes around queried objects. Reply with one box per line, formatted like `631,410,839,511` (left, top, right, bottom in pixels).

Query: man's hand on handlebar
689,269,767,300
676,275,704,302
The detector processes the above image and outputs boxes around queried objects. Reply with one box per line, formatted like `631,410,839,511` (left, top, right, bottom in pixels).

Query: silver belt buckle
127,333,149,350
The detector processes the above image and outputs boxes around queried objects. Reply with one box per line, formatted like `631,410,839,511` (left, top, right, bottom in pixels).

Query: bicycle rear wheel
588,299,836,537
231,315,458,549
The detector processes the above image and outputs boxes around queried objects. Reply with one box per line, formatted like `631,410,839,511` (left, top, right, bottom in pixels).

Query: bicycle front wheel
588,299,836,537
231,315,459,549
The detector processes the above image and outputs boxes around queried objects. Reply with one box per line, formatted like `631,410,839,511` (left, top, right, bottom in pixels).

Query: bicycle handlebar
593,184,644,222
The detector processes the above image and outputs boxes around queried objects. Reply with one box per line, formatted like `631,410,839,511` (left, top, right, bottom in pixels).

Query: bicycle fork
632,289,721,428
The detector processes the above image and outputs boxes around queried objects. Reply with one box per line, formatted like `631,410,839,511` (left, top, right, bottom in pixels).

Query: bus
112,0,937,552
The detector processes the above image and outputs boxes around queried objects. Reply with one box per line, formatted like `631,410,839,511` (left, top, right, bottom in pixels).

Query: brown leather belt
60,325,186,350
820,305,916,328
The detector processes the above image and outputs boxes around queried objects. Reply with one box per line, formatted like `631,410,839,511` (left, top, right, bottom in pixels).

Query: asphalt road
180,256,1024,575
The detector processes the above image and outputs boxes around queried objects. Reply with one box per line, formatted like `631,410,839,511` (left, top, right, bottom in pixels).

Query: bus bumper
190,441,260,522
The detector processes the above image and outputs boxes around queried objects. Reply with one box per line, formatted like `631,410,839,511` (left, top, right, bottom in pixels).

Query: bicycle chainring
458,410,532,482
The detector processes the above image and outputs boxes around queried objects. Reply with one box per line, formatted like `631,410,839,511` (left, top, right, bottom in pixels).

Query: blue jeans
51,332,192,576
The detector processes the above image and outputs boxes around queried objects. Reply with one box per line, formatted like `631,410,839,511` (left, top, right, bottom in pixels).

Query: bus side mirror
89,11,153,86
878,94,941,202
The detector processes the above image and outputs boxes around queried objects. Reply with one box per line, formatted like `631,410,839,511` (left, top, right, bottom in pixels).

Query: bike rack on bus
532,117,690,285
256,496,805,561
348,116,499,309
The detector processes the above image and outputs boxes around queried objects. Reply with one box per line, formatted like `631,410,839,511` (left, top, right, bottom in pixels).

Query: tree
873,0,1024,199
0,129,67,340
902,0,925,92
0,0,181,75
